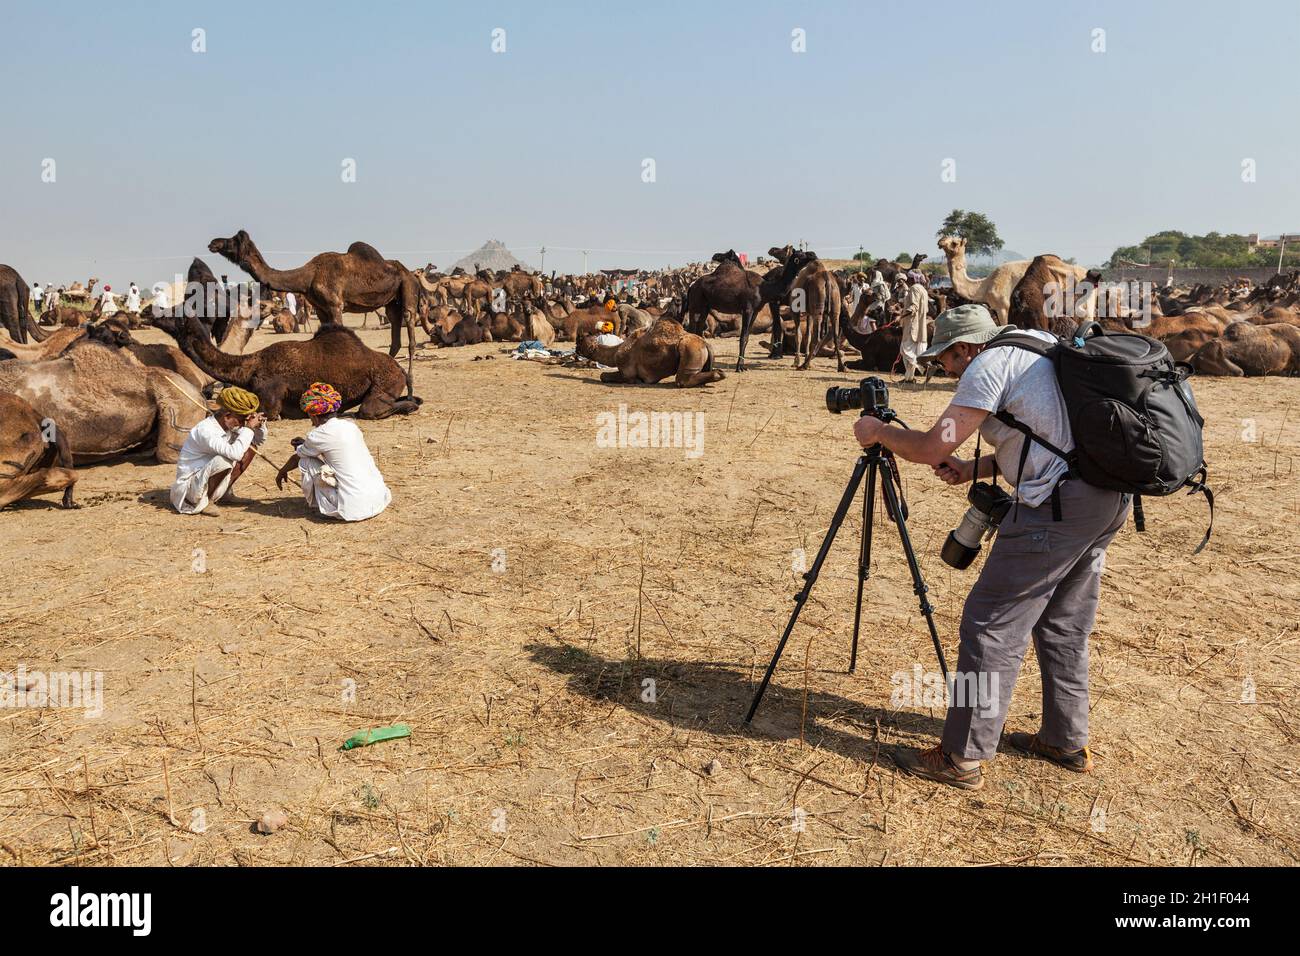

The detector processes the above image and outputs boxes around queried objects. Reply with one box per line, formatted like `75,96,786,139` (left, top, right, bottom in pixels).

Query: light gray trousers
940,479,1130,760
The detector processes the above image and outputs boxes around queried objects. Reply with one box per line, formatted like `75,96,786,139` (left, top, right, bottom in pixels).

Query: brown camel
0,392,77,509
1,264,47,344
682,250,763,371
0,342,206,463
575,319,725,387
1007,255,1100,337
1191,322,1300,376
157,314,421,420
83,319,214,391
207,231,418,380
791,257,844,371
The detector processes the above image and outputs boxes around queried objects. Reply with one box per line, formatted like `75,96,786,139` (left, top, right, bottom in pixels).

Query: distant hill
449,240,533,273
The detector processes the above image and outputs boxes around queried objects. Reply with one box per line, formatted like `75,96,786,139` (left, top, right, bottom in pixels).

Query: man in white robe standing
899,272,930,383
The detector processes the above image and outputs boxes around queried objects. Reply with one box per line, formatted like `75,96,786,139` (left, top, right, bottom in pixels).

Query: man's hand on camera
933,456,972,485
854,415,885,448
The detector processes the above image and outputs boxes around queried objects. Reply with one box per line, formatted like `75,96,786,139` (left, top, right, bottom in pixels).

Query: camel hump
347,241,387,264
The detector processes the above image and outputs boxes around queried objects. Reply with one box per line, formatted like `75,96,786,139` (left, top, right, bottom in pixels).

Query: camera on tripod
826,377,892,417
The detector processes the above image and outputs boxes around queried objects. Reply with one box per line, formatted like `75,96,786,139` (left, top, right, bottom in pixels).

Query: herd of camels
2,228,1299,509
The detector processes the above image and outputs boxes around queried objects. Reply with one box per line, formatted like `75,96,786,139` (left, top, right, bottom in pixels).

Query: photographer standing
851,305,1130,790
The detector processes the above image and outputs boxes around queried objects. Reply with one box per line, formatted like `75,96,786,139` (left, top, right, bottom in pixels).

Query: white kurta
294,417,390,521
899,284,930,379
126,285,141,311
170,416,267,514
100,291,117,315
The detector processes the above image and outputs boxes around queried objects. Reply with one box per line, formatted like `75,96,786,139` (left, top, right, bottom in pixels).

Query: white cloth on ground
170,416,267,514
294,417,390,521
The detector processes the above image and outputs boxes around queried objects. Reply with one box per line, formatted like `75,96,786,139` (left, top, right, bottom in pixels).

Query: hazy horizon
3,0,1298,289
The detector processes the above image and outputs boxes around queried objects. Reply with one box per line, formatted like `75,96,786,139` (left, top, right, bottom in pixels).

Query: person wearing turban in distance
275,383,392,521
169,386,267,516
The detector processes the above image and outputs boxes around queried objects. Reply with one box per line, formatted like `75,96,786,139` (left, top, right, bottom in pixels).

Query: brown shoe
1005,732,1093,773
893,745,984,791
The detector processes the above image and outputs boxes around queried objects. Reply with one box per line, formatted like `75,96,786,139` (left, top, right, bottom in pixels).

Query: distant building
1248,233,1300,251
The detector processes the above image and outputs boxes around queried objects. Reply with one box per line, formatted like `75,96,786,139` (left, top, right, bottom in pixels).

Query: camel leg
0,467,78,510
736,306,754,372
767,302,784,357
676,346,727,388
385,302,403,358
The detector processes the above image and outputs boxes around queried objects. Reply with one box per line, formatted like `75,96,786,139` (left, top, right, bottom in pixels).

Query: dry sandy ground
1,321,1297,867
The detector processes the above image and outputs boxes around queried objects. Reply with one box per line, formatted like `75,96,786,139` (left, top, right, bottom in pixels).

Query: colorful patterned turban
300,382,343,417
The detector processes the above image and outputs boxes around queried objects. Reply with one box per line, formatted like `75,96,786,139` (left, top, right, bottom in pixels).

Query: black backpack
983,322,1213,553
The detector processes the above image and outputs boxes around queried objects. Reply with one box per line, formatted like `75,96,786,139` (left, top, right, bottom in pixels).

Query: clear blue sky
2,0,1297,288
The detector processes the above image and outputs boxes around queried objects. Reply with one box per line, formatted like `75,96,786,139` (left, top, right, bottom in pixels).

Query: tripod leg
849,456,878,673
746,454,869,723
878,466,950,679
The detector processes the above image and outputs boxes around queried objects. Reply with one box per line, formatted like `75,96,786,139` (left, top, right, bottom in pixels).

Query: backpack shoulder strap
981,331,1056,358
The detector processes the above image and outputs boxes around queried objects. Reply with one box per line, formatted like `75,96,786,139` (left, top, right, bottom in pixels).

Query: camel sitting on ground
575,319,725,387
0,392,77,509
1191,322,1300,376
83,319,213,391
0,342,206,463
207,230,418,373
157,314,421,420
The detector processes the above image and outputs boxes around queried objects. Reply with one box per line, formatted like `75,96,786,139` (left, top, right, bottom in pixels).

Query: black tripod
746,421,950,723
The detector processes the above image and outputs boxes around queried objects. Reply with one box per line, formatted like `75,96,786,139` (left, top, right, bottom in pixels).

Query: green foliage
895,252,912,263
937,210,1004,258
1107,230,1300,268
852,250,873,262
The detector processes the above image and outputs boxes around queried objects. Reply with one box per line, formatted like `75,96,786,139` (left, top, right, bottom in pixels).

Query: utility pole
539,245,546,273
1279,235,1286,275
582,250,589,274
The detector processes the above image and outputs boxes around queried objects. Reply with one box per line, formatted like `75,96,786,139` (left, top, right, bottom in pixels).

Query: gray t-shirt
951,329,1073,506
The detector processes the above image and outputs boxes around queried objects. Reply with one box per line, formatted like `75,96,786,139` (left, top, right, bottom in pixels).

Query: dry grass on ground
1,321,1297,866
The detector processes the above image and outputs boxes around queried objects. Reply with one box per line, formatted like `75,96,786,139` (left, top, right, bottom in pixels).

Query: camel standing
681,250,763,371
207,231,418,389
938,237,1048,324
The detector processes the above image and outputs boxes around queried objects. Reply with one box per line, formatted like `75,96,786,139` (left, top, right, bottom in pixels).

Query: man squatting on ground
851,304,1131,790
170,386,266,516
275,383,391,522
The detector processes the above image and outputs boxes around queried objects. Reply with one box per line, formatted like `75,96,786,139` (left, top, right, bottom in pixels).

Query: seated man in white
275,383,391,521
170,386,267,516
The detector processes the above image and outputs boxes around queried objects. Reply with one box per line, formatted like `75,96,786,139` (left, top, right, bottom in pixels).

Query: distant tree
937,210,1004,259
852,250,873,262
895,252,912,263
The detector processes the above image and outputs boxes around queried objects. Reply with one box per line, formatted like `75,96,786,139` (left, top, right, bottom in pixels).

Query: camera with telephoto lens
826,377,891,416
941,481,1014,569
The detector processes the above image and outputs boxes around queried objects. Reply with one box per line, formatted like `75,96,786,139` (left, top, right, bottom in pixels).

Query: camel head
937,236,966,259
711,250,742,267
1191,339,1242,376
209,230,252,263
768,245,795,263
85,318,134,348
